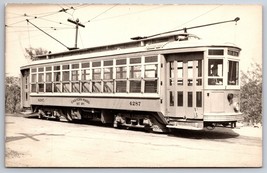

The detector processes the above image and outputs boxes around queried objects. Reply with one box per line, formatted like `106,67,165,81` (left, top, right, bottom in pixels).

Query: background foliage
5,76,21,113
240,63,262,125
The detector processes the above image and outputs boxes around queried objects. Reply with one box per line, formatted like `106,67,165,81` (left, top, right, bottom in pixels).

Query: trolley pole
67,18,85,49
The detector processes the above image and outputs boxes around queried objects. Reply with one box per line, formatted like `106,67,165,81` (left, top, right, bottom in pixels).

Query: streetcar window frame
207,58,224,86
228,60,239,86
29,54,160,95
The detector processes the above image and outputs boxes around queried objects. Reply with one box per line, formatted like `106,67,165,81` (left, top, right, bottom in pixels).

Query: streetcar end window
228,61,239,85
208,59,223,85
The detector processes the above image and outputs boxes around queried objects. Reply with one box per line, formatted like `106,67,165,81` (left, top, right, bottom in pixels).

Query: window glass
92,82,101,93
31,84,36,92
188,92,193,107
104,60,113,66
81,69,90,80
38,84,44,92
82,62,90,68
208,59,223,85
92,61,101,67
38,73,44,82
196,60,202,86
177,91,183,107
187,61,193,86
62,83,70,92
72,64,79,69
46,73,52,82
228,50,239,56
31,68,37,73
104,81,113,93
208,49,224,55
145,56,157,63
62,71,69,81
71,71,79,81
31,74,37,82
92,69,101,80
196,91,202,107
228,61,239,85
130,57,141,64
169,91,174,106
144,80,157,93
197,60,202,77
46,67,52,71
116,59,126,65
63,65,69,70
116,81,126,93
54,83,61,92
130,81,141,93
104,68,113,80
72,82,80,92
46,83,52,92
54,66,60,70
145,65,157,78
116,67,127,79
38,67,44,72
82,82,90,92
54,72,61,82
177,61,183,86
130,66,141,78
170,62,174,79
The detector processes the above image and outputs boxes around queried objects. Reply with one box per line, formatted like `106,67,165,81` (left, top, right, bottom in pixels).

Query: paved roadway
5,114,262,167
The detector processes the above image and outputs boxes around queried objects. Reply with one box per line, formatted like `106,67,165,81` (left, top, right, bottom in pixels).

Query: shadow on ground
22,114,240,140
169,128,240,140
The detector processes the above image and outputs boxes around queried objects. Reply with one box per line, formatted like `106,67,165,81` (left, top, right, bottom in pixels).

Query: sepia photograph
5,3,262,167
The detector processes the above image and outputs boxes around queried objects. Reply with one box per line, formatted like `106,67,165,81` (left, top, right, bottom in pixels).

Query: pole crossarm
67,18,85,49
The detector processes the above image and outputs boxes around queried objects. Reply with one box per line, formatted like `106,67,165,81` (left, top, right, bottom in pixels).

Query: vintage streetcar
20,18,242,132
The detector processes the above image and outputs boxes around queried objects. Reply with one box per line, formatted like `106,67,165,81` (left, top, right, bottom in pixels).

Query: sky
5,4,262,77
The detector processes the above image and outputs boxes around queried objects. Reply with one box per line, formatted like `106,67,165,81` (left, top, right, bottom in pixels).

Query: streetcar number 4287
129,101,141,106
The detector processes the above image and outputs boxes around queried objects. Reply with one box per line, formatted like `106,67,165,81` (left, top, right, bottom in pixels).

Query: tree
240,63,262,125
5,76,21,113
25,47,48,61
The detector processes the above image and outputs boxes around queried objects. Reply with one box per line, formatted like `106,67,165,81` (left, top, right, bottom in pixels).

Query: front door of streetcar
166,52,203,119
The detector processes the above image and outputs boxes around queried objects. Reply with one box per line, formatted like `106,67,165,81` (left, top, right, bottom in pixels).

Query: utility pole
67,18,85,50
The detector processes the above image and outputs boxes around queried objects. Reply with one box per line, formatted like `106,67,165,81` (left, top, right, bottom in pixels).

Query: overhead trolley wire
172,5,223,30
85,4,118,23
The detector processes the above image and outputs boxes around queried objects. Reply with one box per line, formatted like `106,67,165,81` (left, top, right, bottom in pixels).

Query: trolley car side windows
228,61,239,85
208,59,223,85
29,56,159,94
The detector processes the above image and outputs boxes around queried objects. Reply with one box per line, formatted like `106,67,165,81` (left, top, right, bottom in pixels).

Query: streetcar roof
32,33,200,59
21,32,241,68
